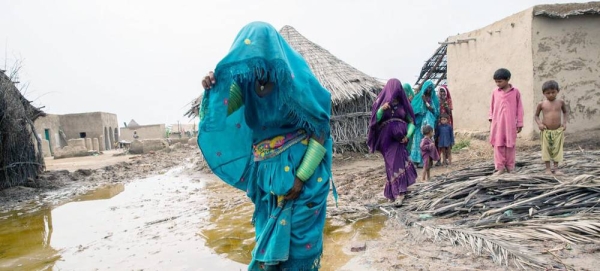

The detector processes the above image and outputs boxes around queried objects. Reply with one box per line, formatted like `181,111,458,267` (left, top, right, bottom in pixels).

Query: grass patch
452,139,471,151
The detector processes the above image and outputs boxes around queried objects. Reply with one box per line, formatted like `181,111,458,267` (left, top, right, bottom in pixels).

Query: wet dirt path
0,163,386,271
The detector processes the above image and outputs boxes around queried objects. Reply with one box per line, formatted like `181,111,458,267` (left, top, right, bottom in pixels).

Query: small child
435,113,455,166
534,80,568,175
489,68,524,175
420,125,439,181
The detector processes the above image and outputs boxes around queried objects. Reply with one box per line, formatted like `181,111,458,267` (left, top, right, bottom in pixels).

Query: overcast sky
1,0,587,127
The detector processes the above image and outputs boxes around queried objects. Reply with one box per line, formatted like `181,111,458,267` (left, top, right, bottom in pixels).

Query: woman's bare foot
393,195,405,207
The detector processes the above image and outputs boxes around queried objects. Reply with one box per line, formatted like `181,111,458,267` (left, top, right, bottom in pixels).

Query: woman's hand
284,177,304,200
401,136,408,143
201,71,216,90
381,102,390,110
427,103,434,112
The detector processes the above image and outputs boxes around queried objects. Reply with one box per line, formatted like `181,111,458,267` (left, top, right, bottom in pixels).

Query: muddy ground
1,131,599,270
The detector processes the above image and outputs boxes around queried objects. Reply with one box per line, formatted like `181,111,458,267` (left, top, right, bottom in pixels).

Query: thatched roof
0,70,45,121
279,25,381,105
534,1,600,18
1,70,45,189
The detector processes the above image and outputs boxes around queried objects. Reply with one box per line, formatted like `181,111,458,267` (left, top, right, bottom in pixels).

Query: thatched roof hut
279,26,382,111
279,26,383,151
0,70,45,189
186,25,383,152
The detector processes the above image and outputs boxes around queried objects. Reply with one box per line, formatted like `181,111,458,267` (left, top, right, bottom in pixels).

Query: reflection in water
0,207,58,270
201,202,256,264
201,199,387,270
0,184,125,270
75,183,125,202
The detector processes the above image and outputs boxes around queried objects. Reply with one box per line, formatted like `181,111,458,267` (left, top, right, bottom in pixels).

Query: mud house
446,2,600,138
34,112,119,155
120,119,166,141
1,70,45,189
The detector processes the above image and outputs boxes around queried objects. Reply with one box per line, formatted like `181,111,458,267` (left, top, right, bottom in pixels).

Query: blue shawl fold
198,21,331,187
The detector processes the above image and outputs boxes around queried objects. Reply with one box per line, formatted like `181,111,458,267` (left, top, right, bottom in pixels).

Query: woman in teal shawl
198,22,334,271
402,83,415,102
409,80,440,165
402,82,416,153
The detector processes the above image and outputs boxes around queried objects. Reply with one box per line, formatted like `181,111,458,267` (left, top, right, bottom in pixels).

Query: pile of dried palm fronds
0,69,45,189
387,151,600,269
404,151,600,226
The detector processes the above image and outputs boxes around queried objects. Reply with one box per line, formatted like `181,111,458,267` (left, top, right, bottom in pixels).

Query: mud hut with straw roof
0,69,46,189
187,25,384,152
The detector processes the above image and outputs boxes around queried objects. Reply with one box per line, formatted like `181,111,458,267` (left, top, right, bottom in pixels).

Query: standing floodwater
0,167,245,271
0,164,387,271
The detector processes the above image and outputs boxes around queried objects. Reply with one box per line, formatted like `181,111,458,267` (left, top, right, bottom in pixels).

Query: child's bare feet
553,169,564,176
492,169,506,176
544,168,553,175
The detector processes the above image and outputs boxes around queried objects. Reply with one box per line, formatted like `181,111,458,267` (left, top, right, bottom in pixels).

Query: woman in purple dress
367,79,418,204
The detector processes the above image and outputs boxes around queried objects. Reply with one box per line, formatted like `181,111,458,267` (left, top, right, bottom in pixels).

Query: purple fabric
368,78,415,153
367,78,417,201
420,137,440,169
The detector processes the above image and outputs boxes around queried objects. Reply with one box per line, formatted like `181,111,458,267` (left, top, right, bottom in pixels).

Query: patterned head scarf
200,21,331,137
411,80,440,118
198,21,332,187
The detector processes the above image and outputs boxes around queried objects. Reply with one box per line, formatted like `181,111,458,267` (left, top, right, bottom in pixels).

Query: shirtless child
534,80,569,175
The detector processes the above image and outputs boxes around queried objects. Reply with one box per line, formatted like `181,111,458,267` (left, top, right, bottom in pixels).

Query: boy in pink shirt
489,68,524,175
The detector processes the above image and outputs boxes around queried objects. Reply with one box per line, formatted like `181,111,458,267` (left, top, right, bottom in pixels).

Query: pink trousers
494,146,516,171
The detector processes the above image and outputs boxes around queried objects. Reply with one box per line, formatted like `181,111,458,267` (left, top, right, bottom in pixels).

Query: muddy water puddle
0,167,386,271
201,184,387,271
0,167,245,271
